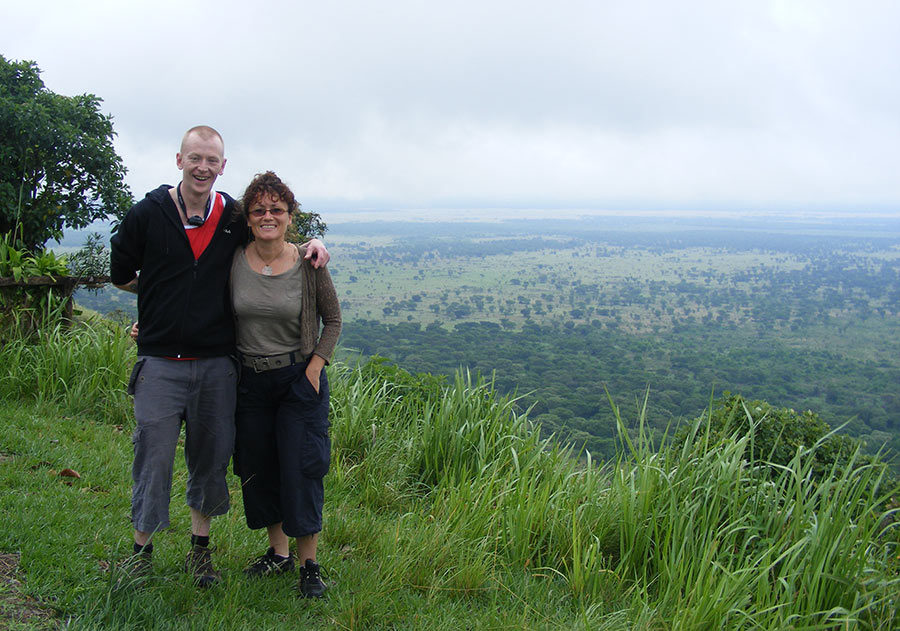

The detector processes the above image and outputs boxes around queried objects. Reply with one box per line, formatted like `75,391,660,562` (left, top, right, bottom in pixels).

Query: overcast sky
4,0,899,214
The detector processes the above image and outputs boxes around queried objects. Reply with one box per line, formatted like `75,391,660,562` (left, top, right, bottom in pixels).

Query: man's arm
115,276,139,294
110,200,146,291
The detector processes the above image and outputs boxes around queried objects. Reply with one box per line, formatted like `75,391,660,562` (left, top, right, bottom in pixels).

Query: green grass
0,319,898,630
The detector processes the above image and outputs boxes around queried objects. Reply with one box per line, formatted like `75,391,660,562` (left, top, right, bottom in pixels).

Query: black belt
239,351,302,373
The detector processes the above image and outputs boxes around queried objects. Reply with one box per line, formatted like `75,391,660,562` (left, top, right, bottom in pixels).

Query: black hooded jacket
110,185,247,358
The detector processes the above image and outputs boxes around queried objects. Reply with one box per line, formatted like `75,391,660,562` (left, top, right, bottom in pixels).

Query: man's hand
302,239,330,269
130,321,139,342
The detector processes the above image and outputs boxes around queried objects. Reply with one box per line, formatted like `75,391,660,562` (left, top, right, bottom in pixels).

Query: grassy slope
0,385,599,630
0,321,898,630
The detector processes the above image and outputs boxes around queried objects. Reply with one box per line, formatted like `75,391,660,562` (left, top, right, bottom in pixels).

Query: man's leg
190,509,212,537
126,357,188,578
182,357,237,587
134,530,153,546
131,357,189,536
183,357,237,519
184,510,218,587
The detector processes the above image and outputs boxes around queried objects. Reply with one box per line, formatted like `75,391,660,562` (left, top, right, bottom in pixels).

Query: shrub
677,392,866,479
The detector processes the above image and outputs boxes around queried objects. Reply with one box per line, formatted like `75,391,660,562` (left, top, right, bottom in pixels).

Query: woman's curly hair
240,171,299,218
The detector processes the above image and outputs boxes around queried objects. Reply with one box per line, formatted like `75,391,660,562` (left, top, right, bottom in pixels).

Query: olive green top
230,244,342,363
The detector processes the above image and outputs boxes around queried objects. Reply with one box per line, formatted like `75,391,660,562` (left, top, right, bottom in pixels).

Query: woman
230,171,341,597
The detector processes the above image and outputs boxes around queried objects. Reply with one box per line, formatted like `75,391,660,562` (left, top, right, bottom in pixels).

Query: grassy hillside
0,318,898,629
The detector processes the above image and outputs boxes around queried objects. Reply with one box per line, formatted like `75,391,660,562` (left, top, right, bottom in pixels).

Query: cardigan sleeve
299,245,342,363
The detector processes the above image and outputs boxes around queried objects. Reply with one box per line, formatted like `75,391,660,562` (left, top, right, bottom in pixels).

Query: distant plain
73,210,900,462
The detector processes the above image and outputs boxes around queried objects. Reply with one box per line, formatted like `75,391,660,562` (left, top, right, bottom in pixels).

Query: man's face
176,133,226,197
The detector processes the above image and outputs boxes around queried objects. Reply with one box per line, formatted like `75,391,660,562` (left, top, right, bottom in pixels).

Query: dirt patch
0,552,57,629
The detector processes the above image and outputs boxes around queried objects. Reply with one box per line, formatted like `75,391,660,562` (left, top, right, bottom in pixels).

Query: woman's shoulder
230,245,251,276
231,244,248,262
293,243,313,269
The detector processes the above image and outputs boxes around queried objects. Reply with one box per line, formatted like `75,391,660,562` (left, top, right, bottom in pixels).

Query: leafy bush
285,205,327,243
66,232,110,279
676,392,864,479
1,231,73,340
0,232,69,280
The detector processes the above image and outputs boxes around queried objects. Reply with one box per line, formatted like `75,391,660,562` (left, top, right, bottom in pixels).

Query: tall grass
0,313,134,424
610,397,899,629
0,318,897,630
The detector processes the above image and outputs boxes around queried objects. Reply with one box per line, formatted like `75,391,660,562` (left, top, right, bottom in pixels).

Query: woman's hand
130,321,139,342
305,355,326,393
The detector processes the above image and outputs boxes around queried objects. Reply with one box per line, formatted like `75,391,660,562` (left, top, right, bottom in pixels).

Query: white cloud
3,0,899,210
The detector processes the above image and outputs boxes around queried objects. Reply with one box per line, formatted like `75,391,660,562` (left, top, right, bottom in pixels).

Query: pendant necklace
256,243,285,276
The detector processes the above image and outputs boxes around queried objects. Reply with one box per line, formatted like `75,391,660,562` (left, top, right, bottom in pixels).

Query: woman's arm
311,263,342,364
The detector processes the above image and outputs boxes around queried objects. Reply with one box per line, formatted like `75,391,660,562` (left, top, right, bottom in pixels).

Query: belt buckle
251,356,269,373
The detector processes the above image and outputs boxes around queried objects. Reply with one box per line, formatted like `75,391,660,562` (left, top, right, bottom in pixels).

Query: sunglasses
249,208,287,218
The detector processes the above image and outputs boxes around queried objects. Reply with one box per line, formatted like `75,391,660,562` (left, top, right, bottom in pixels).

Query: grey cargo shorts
128,355,237,534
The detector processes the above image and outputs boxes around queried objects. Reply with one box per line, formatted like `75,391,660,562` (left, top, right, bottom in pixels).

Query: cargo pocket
291,365,331,477
127,357,147,395
300,423,331,479
131,427,144,469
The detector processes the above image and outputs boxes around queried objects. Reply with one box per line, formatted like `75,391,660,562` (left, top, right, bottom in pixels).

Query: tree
285,203,327,243
0,56,132,251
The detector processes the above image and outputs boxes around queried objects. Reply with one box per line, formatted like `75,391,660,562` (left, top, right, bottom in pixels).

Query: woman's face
247,193,290,242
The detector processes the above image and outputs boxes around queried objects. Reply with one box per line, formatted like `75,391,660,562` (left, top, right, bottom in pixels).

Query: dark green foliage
0,232,71,340
66,232,109,279
356,355,447,400
0,56,132,251
679,393,864,479
285,204,327,243
337,319,900,468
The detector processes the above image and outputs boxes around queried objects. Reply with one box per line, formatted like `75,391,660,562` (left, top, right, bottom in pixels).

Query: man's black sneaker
298,558,327,598
184,544,220,588
244,547,295,577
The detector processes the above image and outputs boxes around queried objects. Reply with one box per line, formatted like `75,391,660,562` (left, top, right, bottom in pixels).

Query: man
110,125,329,586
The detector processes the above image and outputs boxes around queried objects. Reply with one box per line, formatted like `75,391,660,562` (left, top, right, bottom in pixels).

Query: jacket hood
145,185,173,204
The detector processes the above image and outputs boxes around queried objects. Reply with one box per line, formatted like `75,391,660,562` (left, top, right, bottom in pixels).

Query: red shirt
185,193,226,259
